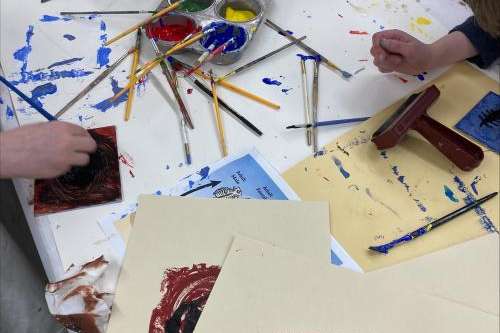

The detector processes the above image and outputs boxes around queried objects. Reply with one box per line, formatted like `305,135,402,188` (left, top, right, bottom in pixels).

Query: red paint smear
118,154,134,169
187,88,193,95
146,16,199,42
55,314,100,333
149,264,220,333
349,30,369,35
398,76,409,83
129,170,135,178
34,127,121,216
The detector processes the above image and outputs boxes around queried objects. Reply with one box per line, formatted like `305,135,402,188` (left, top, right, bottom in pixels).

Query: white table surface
1,0,497,283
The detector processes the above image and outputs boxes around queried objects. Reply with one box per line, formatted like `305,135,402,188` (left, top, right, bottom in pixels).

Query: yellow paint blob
416,16,432,25
225,6,256,22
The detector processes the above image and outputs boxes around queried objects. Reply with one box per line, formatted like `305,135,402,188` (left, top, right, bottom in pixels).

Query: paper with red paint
34,126,122,216
195,236,499,333
106,196,330,333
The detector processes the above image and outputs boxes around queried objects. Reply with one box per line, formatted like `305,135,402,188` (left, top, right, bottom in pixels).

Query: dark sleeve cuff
450,17,500,68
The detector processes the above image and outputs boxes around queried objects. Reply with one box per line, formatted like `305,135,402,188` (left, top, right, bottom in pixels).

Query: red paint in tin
146,15,199,42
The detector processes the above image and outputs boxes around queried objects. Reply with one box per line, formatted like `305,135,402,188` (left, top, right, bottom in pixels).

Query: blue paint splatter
155,190,162,195
188,180,195,189
416,72,428,81
178,162,184,168
63,34,76,41
0,96,3,104
197,166,210,180
120,214,128,219
470,176,481,195
92,77,128,112
279,30,294,36
97,20,111,68
39,15,72,22
166,165,170,170
47,57,83,69
296,53,321,61
444,185,459,203
262,78,282,86
391,166,427,212
13,25,34,76
5,106,15,120
453,176,497,233
281,88,293,95
332,156,350,179
331,250,343,265
30,83,57,108
11,26,92,85
200,22,247,53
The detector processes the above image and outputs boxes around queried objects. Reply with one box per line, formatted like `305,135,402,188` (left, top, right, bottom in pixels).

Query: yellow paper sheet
113,213,135,244
195,236,499,333
107,196,330,332
284,62,500,271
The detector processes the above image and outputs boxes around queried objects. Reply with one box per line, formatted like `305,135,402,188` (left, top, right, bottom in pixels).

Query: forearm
427,31,478,69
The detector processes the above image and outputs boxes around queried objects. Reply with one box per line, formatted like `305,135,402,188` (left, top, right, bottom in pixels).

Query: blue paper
455,91,500,153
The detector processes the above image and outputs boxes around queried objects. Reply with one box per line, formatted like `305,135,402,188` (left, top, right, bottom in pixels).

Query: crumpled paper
45,256,113,333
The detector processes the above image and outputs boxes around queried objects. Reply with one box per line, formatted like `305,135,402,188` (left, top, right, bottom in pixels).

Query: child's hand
370,30,433,75
0,122,97,179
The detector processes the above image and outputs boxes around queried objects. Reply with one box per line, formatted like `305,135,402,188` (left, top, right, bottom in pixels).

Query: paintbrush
105,0,186,46
265,19,352,79
55,48,135,119
209,70,228,157
60,10,157,16
300,59,312,146
0,75,56,121
218,36,307,82
148,35,194,129
369,192,499,254
286,117,370,129
184,37,236,77
124,30,142,121
111,29,213,102
193,68,280,110
311,59,320,154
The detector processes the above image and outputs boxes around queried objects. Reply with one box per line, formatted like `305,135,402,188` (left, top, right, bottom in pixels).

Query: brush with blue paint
218,36,307,82
0,75,56,121
184,38,236,77
369,192,499,254
265,19,352,79
286,117,370,129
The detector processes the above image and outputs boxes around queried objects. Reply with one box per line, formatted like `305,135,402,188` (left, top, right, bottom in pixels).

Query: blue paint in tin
200,22,247,53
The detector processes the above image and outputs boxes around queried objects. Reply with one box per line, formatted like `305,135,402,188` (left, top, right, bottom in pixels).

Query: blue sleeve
450,17,500,68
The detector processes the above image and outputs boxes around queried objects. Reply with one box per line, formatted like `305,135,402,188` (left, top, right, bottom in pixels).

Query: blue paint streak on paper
188,180,195,189
97,21,112,68
30,83,57,108
47,57,83,69
281,88,293,95
453,176,496,233
0,96,3,104
391,166,427,212
197,166,210,181
155,190,162,195
455,91,500,153
63,34,76,41
296,54,320,61
331,250,343,265
444,185,459,203
279,30,294,36
92,77,128,112
470,176,481,195
262,78,282,86
5,106,15,120
40,15,72,22
11,26,92,85
332,156,350,179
